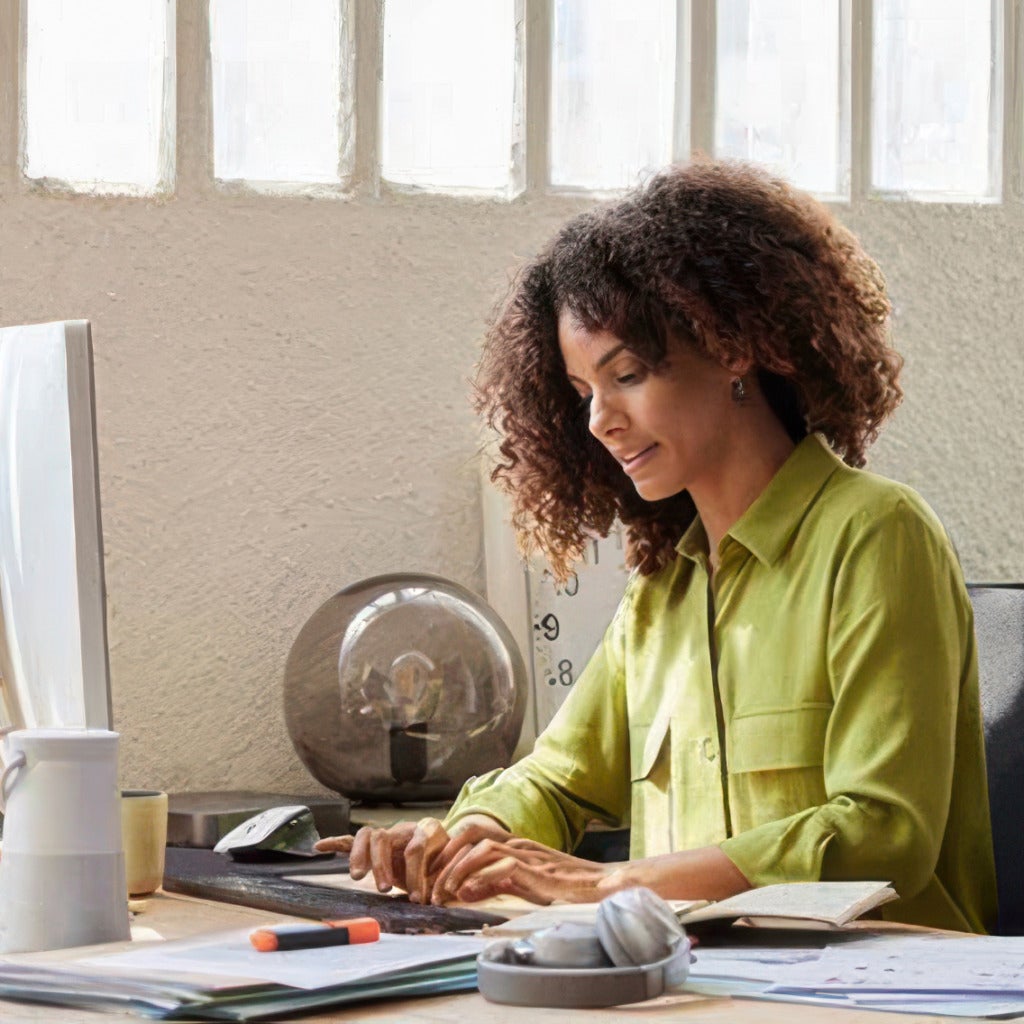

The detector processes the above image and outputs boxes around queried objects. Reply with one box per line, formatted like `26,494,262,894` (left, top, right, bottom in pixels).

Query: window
24,0,175,194
382,0,518,193
715,0,849,199
550,0,677,191
872,0,1001,199
210,0,348,186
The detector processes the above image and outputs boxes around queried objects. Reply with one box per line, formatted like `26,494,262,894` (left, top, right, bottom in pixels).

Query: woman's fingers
343,823,417,889
403,818,451,903
431,820,512,877
431,841,523,904
369,825,405,891
338,821,453,897
308,822,558,905
345,827,375,881
430,844,472,904
454,855,524,902
312,834,354,854
432,838,523,904
431,838,612,906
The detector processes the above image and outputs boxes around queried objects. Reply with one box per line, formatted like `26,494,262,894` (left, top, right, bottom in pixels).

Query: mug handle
0,726,25,815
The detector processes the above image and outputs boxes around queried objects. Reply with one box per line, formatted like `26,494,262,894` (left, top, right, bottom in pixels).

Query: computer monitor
0,320,112,730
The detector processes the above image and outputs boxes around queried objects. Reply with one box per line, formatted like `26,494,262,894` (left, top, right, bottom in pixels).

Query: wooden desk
0,891,985,1024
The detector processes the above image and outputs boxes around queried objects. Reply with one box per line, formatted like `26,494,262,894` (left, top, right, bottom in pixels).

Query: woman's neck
695,411,797,572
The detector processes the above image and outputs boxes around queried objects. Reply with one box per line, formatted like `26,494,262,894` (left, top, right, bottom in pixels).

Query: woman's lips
621,444,657,475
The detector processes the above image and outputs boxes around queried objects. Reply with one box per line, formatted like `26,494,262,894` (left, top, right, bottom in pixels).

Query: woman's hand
314,818,449,901
429,836,619,906
427,839,753,907
313,813,511,903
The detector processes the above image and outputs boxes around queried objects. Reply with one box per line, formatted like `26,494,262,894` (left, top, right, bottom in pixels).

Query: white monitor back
0,320,111,730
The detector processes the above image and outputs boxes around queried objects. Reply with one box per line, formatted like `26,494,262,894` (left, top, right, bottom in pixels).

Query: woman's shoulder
818,457,954,553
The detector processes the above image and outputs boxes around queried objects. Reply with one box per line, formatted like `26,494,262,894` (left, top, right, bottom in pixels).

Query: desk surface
0,891,985,1024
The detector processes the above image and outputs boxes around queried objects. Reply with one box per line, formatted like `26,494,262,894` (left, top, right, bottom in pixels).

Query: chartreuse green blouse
446,434,998,933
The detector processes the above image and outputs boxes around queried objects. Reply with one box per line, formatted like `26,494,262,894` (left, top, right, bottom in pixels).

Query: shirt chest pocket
628,712,729,854
628,715,672,856
728,705,831,831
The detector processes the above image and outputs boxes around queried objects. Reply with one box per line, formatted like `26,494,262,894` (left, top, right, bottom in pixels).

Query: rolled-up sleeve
444,588,632,852
720,499,970,900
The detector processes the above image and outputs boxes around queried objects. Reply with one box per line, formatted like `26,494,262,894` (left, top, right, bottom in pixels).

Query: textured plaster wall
0,186,581,792
844,201,1024,577
2,187,1022,796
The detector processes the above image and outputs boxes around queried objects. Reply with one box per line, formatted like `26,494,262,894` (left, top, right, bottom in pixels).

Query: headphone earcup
510,922,611,968
596,887,688,966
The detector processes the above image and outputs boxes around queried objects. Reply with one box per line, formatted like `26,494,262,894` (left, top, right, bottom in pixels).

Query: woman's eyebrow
595,344,628,369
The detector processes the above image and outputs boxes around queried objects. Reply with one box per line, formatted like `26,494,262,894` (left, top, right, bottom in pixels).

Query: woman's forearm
602,845,752,902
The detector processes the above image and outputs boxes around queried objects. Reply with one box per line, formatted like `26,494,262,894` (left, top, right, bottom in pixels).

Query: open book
677,880,897,930
484,881,898,938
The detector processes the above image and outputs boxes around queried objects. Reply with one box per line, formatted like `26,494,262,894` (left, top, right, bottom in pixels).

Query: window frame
19,0,178,197
2,0,1021,204
865,0,1007,204
208,0,356,198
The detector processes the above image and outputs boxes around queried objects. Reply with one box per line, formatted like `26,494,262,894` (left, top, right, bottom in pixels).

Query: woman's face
558,309,740,502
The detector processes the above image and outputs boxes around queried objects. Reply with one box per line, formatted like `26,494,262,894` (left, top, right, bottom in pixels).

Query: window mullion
523,0,551,192
1,0,18,189
850,0,871,199
177,0,211,197
1000,0,1019,201
672,0,691,160
352,0,383,195
688,0,714,156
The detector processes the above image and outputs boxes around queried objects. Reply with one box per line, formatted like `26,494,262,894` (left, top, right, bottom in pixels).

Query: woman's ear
723,356,754,377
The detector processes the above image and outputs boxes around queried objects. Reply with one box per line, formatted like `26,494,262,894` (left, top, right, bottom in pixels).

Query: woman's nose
588,392,622,438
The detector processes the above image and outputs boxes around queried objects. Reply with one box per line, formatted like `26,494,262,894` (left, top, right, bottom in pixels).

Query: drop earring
731,375,748,404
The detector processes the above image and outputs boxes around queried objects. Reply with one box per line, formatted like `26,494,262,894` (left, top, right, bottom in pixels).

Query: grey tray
167,791,350,848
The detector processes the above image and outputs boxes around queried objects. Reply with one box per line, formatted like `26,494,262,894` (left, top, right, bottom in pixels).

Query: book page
682,881,896,926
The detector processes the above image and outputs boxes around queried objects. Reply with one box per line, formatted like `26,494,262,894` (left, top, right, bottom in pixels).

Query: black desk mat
162,847,507,934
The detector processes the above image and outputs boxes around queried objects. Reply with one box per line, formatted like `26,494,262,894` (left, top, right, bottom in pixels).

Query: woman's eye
616,372,638,385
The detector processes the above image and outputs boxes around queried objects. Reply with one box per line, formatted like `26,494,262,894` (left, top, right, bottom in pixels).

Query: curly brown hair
475,160,903,580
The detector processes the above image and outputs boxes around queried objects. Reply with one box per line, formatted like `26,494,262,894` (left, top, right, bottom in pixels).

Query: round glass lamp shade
284,574,528,803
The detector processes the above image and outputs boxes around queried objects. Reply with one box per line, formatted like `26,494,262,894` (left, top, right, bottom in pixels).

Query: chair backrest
967,583,1024,936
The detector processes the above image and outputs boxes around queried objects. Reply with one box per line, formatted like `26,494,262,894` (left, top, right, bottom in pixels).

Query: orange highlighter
250,917,381,952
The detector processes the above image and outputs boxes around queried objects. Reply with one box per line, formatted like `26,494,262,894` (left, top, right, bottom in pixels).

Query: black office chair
967,583,1024,936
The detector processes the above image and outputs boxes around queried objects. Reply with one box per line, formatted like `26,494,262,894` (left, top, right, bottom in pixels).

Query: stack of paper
0,931,488,1020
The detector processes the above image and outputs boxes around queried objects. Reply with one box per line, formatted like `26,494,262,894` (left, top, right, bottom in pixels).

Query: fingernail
410,891,420,903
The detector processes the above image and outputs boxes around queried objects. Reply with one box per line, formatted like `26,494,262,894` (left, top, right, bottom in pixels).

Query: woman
317,160,997,933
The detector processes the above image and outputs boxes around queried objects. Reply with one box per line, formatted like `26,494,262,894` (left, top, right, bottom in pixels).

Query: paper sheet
685,934,1024,1019
769,934,1024,994
84,929,488,991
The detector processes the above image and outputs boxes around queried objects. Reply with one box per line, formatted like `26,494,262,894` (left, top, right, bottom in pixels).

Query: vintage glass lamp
284,574,527,803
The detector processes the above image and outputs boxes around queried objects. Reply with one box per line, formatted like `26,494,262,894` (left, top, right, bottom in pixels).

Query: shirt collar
676,433,843,567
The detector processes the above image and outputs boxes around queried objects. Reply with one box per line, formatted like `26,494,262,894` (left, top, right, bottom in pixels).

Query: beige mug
120,789,168,897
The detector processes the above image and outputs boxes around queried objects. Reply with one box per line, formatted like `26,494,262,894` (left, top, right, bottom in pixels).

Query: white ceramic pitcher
0,727,130,953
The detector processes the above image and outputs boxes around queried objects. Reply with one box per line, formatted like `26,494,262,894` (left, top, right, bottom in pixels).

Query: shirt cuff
718,808,836,887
